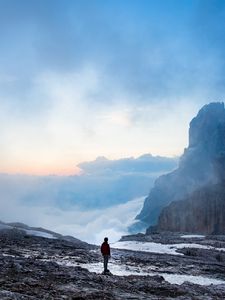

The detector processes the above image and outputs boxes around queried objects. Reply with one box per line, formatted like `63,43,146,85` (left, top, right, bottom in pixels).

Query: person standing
101,237,110,274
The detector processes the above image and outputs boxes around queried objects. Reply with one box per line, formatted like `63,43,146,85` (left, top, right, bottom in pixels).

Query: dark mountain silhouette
137,102,225,232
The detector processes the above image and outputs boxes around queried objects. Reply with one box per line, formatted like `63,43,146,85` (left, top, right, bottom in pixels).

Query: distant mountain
0,220,88,246
137,102,225,230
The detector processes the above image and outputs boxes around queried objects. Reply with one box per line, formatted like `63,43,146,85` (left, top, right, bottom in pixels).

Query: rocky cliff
157,183,225,234
137,102,225,227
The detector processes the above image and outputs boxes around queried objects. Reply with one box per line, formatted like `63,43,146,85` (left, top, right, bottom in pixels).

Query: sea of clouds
0,154,177,244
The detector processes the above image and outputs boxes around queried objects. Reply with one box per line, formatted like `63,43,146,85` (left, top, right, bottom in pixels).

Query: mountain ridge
137,102,225,232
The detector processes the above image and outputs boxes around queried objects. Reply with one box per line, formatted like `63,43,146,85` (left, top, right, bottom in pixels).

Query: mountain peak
189,102,225,148
137,102,225,228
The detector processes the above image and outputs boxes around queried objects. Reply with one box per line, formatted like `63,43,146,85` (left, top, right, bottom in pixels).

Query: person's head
104,237,108,243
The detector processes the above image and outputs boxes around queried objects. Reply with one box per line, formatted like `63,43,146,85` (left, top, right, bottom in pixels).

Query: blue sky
0,0,225,174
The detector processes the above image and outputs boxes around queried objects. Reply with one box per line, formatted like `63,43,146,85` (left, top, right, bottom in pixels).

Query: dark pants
103,255,109,272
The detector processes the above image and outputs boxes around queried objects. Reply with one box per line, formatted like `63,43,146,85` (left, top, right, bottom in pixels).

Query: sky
0,0,225,175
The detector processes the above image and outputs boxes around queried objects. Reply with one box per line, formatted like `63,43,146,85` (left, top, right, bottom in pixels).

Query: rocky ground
0,229,225,299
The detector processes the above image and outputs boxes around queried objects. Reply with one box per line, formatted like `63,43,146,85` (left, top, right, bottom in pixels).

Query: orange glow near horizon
0,165,82,176
0,150,182,176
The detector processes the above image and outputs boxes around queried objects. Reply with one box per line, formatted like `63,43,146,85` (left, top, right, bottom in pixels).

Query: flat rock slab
0,233,225,299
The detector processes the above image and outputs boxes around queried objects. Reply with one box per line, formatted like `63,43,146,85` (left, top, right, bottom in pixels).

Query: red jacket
101,242,110,255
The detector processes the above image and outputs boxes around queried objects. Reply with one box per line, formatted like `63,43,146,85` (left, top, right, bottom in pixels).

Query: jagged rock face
157,183,225,234
137,102,225,226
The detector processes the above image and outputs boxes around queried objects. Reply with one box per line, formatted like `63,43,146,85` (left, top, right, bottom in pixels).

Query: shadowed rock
137,102,225,231
157,183,225,234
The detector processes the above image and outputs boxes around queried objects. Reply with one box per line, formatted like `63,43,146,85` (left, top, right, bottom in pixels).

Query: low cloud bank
0,154,177,209
48,197,145,244
78,154,178,175
0,194,145,244
0,154,177,243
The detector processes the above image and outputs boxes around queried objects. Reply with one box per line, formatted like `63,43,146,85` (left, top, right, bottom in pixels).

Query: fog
0,155,177,243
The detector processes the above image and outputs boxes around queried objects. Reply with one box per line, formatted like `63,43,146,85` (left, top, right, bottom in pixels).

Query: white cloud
0,193,145,245
0,154,177,245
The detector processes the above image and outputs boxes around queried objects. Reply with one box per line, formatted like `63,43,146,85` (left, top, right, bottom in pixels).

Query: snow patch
181,235,205,239
24,229,56,239
112,241,225,255
162,273,225,286
78,261,225,286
